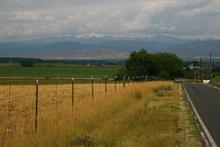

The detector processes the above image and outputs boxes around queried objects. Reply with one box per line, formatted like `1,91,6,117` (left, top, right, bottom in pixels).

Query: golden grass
0,81,201,147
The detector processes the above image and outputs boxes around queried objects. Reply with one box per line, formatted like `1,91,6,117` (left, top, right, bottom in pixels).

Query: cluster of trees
20,60,37,67
0,57,123,66
116,49,184,80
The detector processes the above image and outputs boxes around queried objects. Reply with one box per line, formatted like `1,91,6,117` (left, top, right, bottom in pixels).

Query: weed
69,136,98,146
153,85,173,97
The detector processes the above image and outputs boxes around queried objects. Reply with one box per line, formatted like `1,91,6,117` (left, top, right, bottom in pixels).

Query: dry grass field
0,81,201,147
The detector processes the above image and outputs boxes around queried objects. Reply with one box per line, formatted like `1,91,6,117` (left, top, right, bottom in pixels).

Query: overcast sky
1,0,220,41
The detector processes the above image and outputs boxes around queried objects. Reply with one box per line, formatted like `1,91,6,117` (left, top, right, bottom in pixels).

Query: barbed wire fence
0,75,148,136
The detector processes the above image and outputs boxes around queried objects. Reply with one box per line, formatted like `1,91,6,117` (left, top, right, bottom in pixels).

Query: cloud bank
0,0,220,41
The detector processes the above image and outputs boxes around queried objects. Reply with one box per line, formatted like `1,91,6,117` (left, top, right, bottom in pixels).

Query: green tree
184,67,195,79
124,49,156,79
115,66,128,80
117,49,184,80
154,52,184,79
158,70,170,80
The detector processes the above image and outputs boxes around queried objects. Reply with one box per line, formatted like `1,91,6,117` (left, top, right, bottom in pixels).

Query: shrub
153,85,172,97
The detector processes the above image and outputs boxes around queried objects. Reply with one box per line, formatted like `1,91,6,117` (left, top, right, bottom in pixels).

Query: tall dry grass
0,81,201,147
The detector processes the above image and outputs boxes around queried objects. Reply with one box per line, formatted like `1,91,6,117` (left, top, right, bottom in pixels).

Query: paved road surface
184,83,220,146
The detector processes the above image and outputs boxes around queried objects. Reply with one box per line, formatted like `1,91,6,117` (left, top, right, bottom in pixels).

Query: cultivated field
0,81,201,147
0,66,118,78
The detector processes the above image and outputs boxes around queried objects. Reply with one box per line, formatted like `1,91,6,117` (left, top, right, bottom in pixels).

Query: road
184,83,220,146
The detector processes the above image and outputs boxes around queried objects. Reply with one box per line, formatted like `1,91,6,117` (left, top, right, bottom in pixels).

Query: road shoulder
183,84,218,147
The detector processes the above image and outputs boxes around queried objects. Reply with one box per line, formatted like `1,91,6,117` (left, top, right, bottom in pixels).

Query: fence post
133,76,135,85
35,79,39,133
71,78,75,107
114,75,117,91
123,76,126,88
8,85,11,125
145,75,147,84
8,85,11,113
91,76,94,100
128,77,130,86
105,75,107,95
55,78,58,107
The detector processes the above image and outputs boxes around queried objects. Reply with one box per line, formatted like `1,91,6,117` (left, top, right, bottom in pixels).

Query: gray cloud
0,0,220,41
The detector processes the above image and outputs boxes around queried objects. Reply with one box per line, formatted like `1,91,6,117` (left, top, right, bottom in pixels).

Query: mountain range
0,36,220,60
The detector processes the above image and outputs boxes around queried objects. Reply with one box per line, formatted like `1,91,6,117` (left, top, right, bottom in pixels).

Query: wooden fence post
8,85,11,114
133,76,135,85
114,75,117,91
71,78,75,107
55,78,58,107
105,75,107,95
35,79,39,133
7,85,11,125
91,76,94,100
123,76,126,88
128,77,130,86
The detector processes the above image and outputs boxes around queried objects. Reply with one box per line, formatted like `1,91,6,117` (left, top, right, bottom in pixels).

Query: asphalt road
184,83,220,146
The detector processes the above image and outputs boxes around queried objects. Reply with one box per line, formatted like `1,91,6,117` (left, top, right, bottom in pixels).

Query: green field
0,66,119,78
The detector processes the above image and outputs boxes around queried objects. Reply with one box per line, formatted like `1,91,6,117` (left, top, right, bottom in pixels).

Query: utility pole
199,57,202,82
209,51,212,79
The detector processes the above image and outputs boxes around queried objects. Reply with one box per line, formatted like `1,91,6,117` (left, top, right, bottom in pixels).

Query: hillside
0,36,220,59
168,40,220,59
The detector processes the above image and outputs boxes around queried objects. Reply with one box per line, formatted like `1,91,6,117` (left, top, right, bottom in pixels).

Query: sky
0,0,220,41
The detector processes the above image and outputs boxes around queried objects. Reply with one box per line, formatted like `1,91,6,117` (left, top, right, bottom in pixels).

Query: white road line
207,84,220,91
183,85,218,147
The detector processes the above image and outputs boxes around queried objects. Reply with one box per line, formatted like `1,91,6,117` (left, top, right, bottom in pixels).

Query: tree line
116,49,184,80
0,57,124,67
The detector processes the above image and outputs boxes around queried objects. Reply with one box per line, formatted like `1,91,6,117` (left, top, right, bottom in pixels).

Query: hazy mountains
0,36,220,59
167,40,220,59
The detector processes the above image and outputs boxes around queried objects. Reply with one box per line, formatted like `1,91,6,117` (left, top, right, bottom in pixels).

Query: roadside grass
210,75,220,87
180,85,202,146
0,81,201,146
